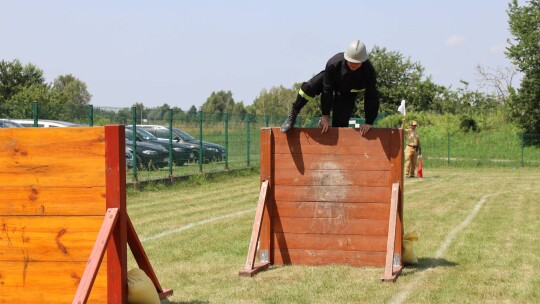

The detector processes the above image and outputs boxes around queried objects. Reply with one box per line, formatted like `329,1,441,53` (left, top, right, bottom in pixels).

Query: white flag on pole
398,99,406,115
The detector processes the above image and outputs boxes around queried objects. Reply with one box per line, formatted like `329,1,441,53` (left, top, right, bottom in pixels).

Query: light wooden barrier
0,126,171,303
240,128,404,281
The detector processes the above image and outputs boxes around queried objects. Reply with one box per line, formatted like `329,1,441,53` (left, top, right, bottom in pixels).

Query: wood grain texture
0,186,106,216
0,127,106,187
262,128,404,269
0,216,105,261
273,217,388,236
273,233,387,252
274,185,391,203
0,260,107,303
272,201,390,220
272,249,386,267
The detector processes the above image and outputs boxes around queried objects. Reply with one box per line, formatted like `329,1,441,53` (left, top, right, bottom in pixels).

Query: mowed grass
126,167,540,304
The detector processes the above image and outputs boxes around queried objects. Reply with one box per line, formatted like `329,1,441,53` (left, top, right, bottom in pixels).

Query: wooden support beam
127,215,173,299
73,208,119,304
239,180,269,276
381,183,403,282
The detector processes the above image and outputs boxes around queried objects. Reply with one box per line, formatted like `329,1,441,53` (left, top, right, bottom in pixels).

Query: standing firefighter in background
401,118,422,177
280,39,380,135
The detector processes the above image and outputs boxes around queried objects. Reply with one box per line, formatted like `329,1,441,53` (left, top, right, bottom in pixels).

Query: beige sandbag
402,231,419,265
127,268,160,304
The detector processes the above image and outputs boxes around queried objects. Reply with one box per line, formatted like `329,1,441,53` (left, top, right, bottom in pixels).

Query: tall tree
251,86,295,118
201,90,235,119
506,0,540,133
368,46,442,115
52,74,92,121
0,59,46,116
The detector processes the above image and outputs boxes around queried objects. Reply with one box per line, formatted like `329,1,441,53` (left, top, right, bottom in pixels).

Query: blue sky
1,0,523,110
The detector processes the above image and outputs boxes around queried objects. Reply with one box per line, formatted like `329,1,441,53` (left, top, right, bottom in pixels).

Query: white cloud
444,35,466,48
489,44,507,54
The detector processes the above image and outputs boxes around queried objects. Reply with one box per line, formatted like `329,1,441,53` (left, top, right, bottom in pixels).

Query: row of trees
0,60,91,121
1,1,538,133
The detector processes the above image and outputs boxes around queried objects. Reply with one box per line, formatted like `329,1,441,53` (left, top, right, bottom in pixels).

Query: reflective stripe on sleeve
299,88,315,101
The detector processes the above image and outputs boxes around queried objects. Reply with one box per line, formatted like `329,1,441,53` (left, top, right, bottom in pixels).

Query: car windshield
127,127,159,141
173,128,196,141
136,128,159,140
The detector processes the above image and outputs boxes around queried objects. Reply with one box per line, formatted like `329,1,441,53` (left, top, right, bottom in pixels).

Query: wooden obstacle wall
241,127,404,279
0,127,109,303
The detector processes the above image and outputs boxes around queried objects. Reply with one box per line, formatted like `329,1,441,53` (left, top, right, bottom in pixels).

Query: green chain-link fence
9,102,540,183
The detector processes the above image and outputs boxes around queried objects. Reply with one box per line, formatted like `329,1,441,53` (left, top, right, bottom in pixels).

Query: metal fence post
198,111,203,174
168,109,173,177
131,106,138,181
265,115,269,127
447,132,451,165
88,105,94,126
225,112,229,170
246,114,251,166
521,133,524,167
32,101,38,127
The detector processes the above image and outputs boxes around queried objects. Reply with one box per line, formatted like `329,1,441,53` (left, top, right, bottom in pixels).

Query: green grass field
126,167,540,304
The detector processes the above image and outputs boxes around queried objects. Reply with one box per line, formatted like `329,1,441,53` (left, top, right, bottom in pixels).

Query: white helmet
344,40,368,63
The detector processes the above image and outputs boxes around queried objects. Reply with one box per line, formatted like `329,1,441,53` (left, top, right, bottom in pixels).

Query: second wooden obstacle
240,127,404,282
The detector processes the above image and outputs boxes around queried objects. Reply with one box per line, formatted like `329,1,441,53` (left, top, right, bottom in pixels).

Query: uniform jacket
321,53,380,124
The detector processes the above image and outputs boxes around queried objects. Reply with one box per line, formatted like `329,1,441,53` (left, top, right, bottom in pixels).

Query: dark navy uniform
321,53,379,127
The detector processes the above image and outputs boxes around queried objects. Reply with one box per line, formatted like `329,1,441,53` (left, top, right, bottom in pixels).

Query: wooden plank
382,183,400,282
272,201,390,220
105,125,128,304
127,215,171,298
272,249,386,267
240,180,268,275
391,129,404,261
273,127,392,145
0,260,107,303
0,216,107,261
0,127,105,188
274,185,391,203
258,128,272,264
0,186,106,216
74,208,118,304
273,153,392,171
273,233,387,252
274,169,391,187
273,217,388,236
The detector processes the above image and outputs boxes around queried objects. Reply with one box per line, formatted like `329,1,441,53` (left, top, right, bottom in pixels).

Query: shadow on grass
400,257,458,277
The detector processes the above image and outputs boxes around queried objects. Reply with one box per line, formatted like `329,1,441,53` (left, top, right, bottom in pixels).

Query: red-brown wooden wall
261,127,403,267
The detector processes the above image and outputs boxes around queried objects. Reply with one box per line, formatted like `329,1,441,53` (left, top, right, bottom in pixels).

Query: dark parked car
139,125,225,162
125,127,196,166
0,119,24,128
125,137,169,169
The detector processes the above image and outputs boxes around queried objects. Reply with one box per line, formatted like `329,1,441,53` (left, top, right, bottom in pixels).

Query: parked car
125,137,169,169
0,119,24,128
125,147,134,168
139,125,225,162
125,127,196,166
8,119,80,127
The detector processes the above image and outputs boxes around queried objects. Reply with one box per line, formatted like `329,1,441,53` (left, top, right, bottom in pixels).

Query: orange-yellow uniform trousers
404,129,420,177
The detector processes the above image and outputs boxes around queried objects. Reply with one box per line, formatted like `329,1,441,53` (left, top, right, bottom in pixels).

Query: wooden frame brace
239,180,270,276
381,182,403,282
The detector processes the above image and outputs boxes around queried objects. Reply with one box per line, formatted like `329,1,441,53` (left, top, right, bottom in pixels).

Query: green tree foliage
201,90,235,120
0,59,46,116
506,0,540,133
367,46,444,115
250,86,296,118
52,74,92,120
